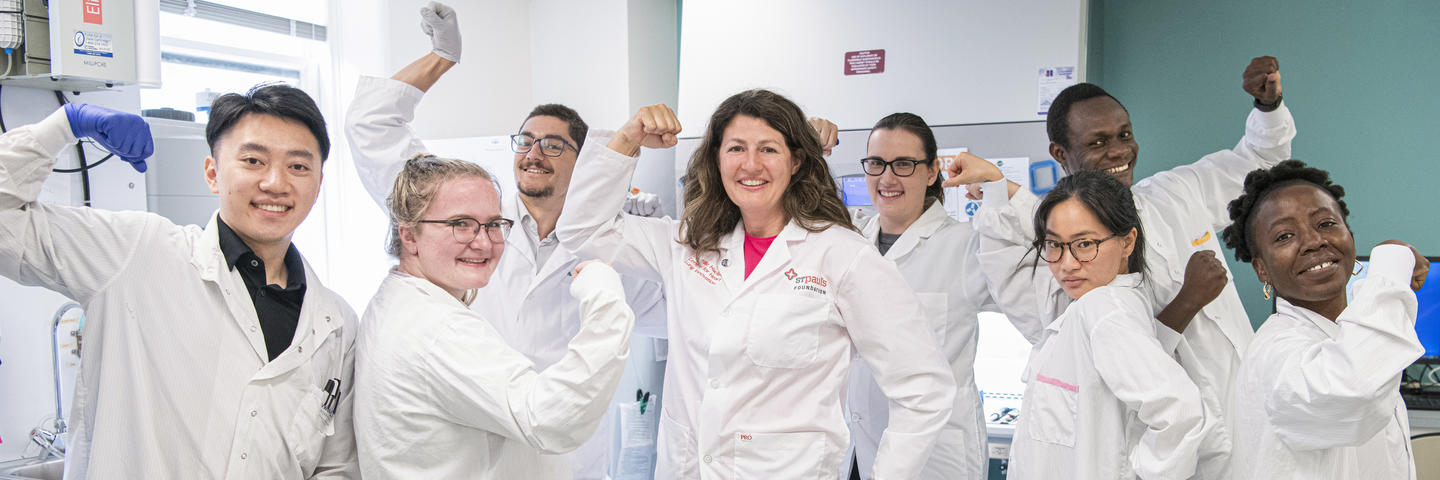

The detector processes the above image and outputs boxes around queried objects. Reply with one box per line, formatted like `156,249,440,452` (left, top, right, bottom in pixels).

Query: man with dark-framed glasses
344,2,665,478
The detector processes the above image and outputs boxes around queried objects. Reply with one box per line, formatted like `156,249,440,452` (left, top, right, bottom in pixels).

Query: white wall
677,0,1084,132
0,86,143,462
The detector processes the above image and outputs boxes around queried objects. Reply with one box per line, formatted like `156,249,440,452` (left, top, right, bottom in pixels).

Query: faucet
33,302,82,460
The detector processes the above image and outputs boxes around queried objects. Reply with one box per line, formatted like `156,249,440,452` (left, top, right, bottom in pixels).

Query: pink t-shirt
743,234,777,279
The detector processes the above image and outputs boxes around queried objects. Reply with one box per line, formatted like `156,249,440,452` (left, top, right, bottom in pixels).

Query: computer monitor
839,175,872,207
1347,255,1440,363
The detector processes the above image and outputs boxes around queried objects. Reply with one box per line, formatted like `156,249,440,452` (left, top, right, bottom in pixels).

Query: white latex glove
420,1,461,63
624,191,661,217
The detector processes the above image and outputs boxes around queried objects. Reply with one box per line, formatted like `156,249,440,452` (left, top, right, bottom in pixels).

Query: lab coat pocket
1026,374,1079,447
732,431,827,480
657,411,698,478
286,389,334,471
746,294,827,369
916,293,949,345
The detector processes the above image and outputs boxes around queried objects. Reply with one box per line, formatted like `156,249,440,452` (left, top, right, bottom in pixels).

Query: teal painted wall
1089,0,1440,328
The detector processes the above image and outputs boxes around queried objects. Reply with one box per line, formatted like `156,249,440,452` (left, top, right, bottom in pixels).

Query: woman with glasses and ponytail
354,154,637,479
1005,170,1214,480
844,113,1051,479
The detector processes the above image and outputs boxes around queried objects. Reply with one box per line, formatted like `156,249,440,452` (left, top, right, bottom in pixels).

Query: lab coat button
240,453,248,460
250,410,257,417
703,454,712,464
250,325,258,332
851,413,861,422
250,260,258,267
709,380,719,389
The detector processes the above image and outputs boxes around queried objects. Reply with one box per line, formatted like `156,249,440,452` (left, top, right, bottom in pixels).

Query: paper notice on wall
937,149,1030,223
1037,66,1077,116
610,399,659,479
935,147,969,221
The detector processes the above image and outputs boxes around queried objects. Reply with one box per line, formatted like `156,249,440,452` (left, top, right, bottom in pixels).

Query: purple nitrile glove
63,103,154,173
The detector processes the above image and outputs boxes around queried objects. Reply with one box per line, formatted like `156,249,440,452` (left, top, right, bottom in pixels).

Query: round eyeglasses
860,157,932,177
1039,233,1120,263
416,217,516,244
510,133,578,158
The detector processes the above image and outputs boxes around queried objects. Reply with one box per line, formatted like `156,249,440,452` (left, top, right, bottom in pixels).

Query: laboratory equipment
0,0,155,92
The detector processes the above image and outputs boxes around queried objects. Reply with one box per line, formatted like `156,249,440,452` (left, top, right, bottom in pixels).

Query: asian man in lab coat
344,3,664,478
950,56,1296,479
0,86,359,478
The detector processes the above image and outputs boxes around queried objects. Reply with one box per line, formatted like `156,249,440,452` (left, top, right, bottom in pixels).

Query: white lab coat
974,104,1295,477
555,134,956,479
345,76,665,478
0,111,359,478
1229,247,1420,480
1008,273,1210,480
354,263,634,479
845,203,991,480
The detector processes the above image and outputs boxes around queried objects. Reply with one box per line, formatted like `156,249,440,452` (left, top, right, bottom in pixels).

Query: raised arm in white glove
420,1,461,63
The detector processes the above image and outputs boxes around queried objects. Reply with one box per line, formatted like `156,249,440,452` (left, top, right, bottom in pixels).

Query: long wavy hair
679,89,855,255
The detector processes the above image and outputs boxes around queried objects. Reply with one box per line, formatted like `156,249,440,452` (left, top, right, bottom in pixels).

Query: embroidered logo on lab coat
785,268,829,295
685,256,722,285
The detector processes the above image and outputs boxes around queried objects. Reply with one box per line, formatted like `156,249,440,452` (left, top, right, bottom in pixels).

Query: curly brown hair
679,89,855,255
1221,159,1350,263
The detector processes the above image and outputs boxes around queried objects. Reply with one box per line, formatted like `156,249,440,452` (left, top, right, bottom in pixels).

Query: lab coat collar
717,220,810,294
192,212,343,372
862,202,949,261
1275,297,1340,339
505,191,575,283
1045,273,1146,334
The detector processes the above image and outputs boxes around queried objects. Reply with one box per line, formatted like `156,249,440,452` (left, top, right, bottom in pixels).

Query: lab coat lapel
741,222,805,291
254,254,340,381
1276,298,1341,340
717,223,747,295
191,212,273,365
501,195,540,277
885,203,948,263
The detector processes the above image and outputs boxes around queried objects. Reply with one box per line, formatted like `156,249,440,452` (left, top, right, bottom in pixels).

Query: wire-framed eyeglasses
860,157,932,177
510,133,578,157
1039,233,1121,263
416,217,516,244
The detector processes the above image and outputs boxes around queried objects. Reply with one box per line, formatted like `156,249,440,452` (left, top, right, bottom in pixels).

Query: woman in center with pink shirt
556,89,955,479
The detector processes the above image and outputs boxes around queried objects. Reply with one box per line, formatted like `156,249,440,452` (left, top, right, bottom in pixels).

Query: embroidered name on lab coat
785,268,829,295
685,256,722,285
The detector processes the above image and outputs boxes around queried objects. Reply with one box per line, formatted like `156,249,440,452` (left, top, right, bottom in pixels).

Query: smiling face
1248,183,1356,315
399,176,506,299
1045,197,1137,299
865,128,937,231
1053,96,1140,187
204,113,322,252
717,114,799,234
513,115,579,200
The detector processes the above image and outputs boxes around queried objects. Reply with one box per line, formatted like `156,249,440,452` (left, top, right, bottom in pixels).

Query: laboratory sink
0,457,64,480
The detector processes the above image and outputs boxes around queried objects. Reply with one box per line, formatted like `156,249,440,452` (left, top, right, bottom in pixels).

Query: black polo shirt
216,217,306,361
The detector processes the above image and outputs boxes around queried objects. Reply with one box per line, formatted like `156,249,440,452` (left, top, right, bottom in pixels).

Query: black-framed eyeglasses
416,217,516,244
510,133,577,157
1039,233,1120,263
860,157,932,177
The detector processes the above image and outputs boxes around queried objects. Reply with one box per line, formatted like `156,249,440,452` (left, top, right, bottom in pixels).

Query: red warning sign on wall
844,50,885,75
83,0,104,25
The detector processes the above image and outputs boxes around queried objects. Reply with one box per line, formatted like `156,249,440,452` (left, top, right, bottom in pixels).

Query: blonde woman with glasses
354,155,636,479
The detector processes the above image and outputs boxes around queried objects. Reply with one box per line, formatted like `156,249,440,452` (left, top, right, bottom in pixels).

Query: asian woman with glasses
1003,170,1216,480
353,154,637,479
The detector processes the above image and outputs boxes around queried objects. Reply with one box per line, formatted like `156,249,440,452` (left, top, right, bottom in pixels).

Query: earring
1262,283,1272,301
1353,261,1365,277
